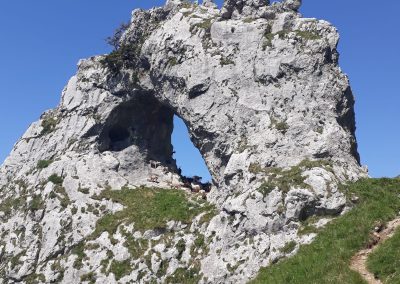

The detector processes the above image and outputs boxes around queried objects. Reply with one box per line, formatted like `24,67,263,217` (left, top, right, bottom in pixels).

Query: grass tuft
37,159,53,169
109,259,131,280
48,174,64,185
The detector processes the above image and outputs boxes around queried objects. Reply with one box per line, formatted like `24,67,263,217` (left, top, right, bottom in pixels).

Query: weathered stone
0,0,367,283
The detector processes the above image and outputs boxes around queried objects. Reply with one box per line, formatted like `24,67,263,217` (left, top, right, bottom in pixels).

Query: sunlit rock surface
0,0,366,283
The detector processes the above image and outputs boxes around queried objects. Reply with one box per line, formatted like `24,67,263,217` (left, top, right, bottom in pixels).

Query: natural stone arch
0,1,368,283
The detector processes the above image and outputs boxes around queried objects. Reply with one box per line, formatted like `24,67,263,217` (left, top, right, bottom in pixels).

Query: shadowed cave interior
97,93,212,183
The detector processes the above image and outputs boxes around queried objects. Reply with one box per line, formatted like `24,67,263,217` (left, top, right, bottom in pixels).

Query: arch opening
172,115,212,183
97,94,213,190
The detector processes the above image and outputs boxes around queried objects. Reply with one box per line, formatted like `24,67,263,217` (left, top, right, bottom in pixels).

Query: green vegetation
91,186,216,237
80,272,96,284
78,187,90,194
37,159,53,169
10,250,25,269
189,18,213,34
40,116,58,136
199,207,218,225
255,159,333,196
367,227,400,283
48,174,64,185
249,163,263,174
0,196,26,218
280,241,297,254
101,16,163,76
25,273,46,284
72,242,86,269
189,17,216,50
243,17,257,23
270,117,289,133
168,57,178,66
220,56,235,66
294,30,322,40
263,30,289,50
251,178,400,284
176,239,186,259
194,234,205,248
257,181,277,198
106,22,129,50
297,215,324,236
100,43,142,74
123,234,148,260
30,195,44,211
54,185,71,208
165,267,202,284
275,121,289,133
181,0,195,10
109,259,131,280
263,29,321,50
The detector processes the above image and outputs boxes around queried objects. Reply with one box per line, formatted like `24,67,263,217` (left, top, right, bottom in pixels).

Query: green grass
367,227,400,283
72,242,86,269
48,174,64,185
280,241,297,254
80,271,96,283
0,196,26,218
30,195,44,211
91,186,216,238
255,159,333,196
294,30,322,40
109,259,131,280
251,178,400,284
165,267,201,284
262,29,321,50
189,18,213,34
40,116,58,136
37,159,53,169
270,117,289,133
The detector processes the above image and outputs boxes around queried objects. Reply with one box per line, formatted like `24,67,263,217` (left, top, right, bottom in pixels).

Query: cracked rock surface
0,0,367,283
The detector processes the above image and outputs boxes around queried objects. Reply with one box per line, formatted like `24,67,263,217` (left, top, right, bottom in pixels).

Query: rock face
0,0,366,283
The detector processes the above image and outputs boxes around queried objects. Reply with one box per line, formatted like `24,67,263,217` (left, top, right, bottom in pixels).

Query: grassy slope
367,227,400,283
92,186,215,236
251,178,400,284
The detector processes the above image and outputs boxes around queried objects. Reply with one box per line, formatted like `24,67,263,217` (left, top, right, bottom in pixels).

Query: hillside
252,178,400,284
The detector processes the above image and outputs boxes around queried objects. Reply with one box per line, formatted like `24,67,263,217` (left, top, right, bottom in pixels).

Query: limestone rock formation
0,0,366,283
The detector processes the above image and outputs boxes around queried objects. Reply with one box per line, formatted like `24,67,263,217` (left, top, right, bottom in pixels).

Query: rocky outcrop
0,0,366,283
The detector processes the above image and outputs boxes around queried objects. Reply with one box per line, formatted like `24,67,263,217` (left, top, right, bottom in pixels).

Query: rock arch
0,1,368,283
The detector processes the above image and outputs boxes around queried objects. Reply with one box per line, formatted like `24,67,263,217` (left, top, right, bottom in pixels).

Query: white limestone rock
0,0,368,283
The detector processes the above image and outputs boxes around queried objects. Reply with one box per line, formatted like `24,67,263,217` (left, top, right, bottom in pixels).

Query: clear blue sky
0,0,399,180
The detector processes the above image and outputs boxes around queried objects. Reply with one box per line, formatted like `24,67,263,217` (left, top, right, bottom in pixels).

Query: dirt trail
350,217,400,284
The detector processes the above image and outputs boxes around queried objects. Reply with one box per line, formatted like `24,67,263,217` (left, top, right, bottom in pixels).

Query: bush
100,43,142,73
40,117,58,136
106,22,130,50
48,174,64,185
37,159,52,169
